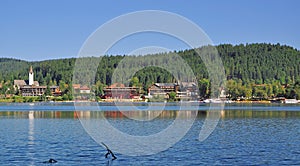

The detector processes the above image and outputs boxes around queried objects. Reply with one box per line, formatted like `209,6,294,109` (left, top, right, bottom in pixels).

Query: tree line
0,43,299,100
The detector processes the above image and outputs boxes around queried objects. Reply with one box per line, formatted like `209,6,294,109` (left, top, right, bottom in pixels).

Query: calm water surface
0,103,299,165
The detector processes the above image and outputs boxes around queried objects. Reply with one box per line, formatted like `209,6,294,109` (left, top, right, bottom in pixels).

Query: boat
203,99,234,104
285,99,298,104
224,100,235,104
203,99,223,103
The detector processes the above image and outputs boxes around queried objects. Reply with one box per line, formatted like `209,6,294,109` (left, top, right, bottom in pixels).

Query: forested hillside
0,58,29,81
217,43,299,84
1,43,300,99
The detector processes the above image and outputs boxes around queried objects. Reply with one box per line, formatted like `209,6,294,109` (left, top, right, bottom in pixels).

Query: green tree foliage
59,80,67,94
66,85,74,100
168,91,177,101
44,85,51,96
92,81,104,96
0,43,299,99
130,77,139,87
198,78,210,98
62,94,69,101
285,80,300,100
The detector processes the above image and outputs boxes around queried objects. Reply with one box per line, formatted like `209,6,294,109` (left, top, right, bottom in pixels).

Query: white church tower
29,66,34,86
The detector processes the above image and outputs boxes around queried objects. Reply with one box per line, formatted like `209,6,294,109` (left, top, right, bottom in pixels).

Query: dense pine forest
1,43,300,100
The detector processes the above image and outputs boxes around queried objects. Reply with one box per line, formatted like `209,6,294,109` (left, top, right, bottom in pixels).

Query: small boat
203,99,234,104
285,99,298,104
203,99,223,103
224,100,235,104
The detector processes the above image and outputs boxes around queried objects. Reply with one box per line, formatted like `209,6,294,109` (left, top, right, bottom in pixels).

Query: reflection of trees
221,110,300,118
0,111,79,119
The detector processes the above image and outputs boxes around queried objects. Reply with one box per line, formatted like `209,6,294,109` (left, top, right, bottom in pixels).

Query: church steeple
29,65,33,74
29,66,34,85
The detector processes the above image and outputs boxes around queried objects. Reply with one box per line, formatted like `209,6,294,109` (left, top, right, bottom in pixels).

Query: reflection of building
14,66,61,96
103,83,139,99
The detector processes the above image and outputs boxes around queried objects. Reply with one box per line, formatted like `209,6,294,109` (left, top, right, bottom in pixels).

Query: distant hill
216,43,300,84
1,43,299,87
0,58,29,81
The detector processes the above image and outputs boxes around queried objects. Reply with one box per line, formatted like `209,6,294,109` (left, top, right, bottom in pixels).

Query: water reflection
0,110,300,119
82,110,198,119
221,110,300,119
27,111,34,166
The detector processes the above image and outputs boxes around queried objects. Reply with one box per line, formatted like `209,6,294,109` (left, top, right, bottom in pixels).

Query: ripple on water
0,109,300,165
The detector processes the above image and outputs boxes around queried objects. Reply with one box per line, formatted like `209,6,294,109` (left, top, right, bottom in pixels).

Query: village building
72,84,81,94
148,83,179,99
177,82,199,100
102,83,140,100
13,80,27,90
72,84,91,94
80,85,91,94
148,82,199,100
13,66,61,96
21,85,61,97
71,84,92,100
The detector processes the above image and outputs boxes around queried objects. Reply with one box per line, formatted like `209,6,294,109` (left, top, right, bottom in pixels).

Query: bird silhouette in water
101,142,117,160
43,158,57,163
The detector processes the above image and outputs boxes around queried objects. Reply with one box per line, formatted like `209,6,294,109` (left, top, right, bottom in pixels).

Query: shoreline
0,100,299,105
0,99,300,104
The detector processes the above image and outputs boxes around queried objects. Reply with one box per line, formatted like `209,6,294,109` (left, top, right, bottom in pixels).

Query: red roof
108,83,125,88
72,84,81,89
80,86,90,90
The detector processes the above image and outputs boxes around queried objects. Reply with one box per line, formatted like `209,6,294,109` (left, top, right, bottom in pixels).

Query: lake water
0,102,299,165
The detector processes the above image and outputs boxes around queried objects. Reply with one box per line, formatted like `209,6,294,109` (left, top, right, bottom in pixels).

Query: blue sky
0,0,299,61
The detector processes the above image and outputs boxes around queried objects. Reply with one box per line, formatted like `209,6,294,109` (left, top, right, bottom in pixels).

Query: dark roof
20,85,58,89
180,82,197,87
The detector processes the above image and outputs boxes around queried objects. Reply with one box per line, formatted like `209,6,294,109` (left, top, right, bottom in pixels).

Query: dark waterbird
43,158,57,163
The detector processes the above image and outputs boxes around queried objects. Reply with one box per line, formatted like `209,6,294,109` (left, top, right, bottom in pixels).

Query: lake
0,102,299,165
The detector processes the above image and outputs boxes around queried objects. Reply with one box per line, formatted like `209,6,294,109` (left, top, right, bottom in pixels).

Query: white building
14,66,61,96
29,66,34,86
